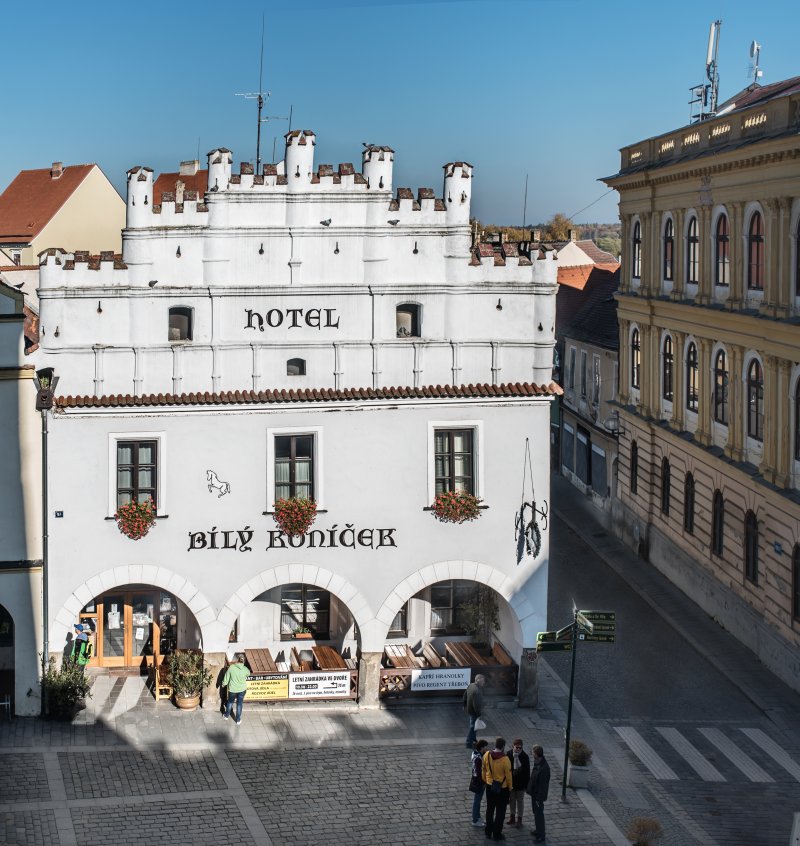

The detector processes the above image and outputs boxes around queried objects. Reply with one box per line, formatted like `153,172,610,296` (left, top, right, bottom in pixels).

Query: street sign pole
561,606,578,802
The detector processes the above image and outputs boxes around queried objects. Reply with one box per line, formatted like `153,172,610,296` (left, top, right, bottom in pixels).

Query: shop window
744,511,759,585
287,357,306,376
662,335,674,401
683,473,695,533
686,216,699,284
661,457,671,516
631,221,641,278
748,212,765,290
711,489,724,556
793,545,800,621
116,440,157,508
430,580,476,634
388,602,408,638
715,214,730,286
747,359,764,441
686,342,699,412
576,428,591,485
280,584,330,639
630,441,638,496
631,328,641,389
275,435,314,500
434,428,474,495
396,303,421,338
591,444,607,496
168,307,193,342
663,217,674,280
714,350,729,424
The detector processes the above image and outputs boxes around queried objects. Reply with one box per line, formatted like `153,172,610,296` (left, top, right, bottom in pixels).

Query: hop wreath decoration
273,497,318,537
430,490,483,524
114,497,156,540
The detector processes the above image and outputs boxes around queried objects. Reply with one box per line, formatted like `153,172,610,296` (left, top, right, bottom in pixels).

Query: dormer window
168,307,193,342
287,358,306,376
396,303,421,338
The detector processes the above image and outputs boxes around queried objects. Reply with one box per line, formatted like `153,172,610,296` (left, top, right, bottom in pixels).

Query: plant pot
294,633,313,640
567,762,589,789
175,693,201,711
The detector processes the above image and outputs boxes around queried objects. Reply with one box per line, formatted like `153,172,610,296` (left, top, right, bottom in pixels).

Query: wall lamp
413,241,418,254
496,299,503,311
334,242,340,255
148,280,158,288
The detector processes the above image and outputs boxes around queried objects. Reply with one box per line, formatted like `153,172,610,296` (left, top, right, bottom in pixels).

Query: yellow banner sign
246,673,289,700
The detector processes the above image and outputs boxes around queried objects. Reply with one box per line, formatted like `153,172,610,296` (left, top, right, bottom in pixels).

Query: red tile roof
56,381,562,409
575,240,619,265
0,165,95,244
153,171,208,204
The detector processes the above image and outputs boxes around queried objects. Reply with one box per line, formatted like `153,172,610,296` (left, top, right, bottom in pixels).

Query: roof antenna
689,20,722,123
749,40,763,85
235,15,289,174
522,173,528,236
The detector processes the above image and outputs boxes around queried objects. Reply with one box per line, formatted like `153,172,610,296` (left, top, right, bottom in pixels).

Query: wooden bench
312,646,347,671
290,647,314,673
445,641,484,667
245,648,278,674
422,642,442,668
492,641,514,666
384,643,419,668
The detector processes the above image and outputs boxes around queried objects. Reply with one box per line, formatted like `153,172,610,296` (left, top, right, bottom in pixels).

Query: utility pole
561,605,578,801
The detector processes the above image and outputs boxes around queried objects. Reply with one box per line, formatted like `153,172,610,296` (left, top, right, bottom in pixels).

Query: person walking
482,736,512,841
506,738,530,828
469,739,489,828
69,624,92,674
526,745,551,842
222,654,249,725
463,674,486,748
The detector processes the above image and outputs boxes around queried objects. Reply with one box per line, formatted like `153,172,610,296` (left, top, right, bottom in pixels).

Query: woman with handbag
482,737,513,841
469,739,489,827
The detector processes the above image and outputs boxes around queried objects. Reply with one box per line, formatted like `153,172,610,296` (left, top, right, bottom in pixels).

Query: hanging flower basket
114,497,156,540
430,490,483,524
273,497,317,536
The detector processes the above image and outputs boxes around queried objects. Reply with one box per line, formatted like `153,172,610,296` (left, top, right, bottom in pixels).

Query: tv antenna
235,14,290,174
748,40,763,85
689,19,722,123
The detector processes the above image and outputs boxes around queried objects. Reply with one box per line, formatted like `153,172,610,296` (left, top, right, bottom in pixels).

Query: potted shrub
293,625,314,640
114,497,156,540
273,497,317,536
567,739,593,788
627,817,663,846
430,490,483,524
168,650,212,711
42,656,92,720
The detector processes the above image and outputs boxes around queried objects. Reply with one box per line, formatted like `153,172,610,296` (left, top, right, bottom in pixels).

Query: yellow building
0,162,124,269
603,76,800,693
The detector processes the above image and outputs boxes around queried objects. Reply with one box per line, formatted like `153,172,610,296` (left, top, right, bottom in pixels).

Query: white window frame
107,431,167,518
592,354,601,405
267,425,325,510
427,420,485,504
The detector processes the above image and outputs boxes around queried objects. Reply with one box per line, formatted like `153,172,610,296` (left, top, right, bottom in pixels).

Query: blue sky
3,0,798,225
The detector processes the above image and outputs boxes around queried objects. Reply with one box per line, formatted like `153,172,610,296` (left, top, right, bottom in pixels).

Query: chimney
179,159,199,176
568,228,577,242
50,162,63,179
531,228,541,242
175,179,185,204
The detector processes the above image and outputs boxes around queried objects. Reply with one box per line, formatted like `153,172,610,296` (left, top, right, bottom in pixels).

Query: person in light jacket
482,736,513,841
463,674,486,748
222,654,249,725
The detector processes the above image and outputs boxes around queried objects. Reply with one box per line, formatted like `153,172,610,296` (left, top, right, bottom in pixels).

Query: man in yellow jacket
482,736,513,841
222,654,249,725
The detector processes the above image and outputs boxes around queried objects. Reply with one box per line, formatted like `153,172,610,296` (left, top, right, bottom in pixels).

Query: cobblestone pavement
1,478,798,845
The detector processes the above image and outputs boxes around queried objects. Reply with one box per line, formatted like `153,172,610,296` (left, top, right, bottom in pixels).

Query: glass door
131,594,155,663
101,594,126,667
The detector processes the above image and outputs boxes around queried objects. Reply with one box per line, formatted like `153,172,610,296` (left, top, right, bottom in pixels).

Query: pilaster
697,206,713,305
760,199,786,318
358,651,382,709
670,209,686,301
725,345,744,462
728,202,744,310
618,318,630,406
517,647,539,707
759,354,780,482
671,330,686,431
695,338,713,446
620,216,631,293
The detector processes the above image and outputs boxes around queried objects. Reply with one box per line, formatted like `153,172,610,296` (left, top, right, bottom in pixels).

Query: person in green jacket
222,654,249,725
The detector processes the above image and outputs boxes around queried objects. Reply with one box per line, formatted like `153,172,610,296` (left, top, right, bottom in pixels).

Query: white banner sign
289,671,351,699
410,668,471,692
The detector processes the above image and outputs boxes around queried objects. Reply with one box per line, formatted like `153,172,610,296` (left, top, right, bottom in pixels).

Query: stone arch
52,564,213,653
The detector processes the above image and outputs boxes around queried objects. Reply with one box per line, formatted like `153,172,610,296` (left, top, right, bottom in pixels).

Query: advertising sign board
410,668,471,692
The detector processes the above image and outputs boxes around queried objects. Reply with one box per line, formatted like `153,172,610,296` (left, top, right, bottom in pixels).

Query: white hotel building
2,130,560,713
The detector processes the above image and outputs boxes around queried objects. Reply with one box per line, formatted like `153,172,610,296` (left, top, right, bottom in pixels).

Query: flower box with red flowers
273,497,317,537
430,490,483,524
114,497,156,540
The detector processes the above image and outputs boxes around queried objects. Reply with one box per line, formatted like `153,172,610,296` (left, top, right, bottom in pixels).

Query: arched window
286,358,306,376
686,216,699,284
631,328,641,389
715,214,730,286
661,457,671,516
396,303,421,337
793,544,800,621
711,490,724,556
662,335,674,401
630,441,639,496
744,510,759,584
714,350,729,424
683,473,695,533
747,359,764,441
795,379,800,461
748,212,765,290
632,221,642,278
795,216,800,298
663,218,674,280
686,342,699,412
168,307,193,342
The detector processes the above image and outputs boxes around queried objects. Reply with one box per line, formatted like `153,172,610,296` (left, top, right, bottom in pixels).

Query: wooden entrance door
94,591,157,668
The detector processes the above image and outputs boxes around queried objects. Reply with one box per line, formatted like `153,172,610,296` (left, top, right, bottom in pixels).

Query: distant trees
541,213,573,241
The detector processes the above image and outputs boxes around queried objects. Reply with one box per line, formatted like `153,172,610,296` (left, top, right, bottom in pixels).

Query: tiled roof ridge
56,381,562,409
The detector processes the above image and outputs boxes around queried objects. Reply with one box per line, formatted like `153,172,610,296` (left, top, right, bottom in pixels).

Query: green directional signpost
536,606,618,801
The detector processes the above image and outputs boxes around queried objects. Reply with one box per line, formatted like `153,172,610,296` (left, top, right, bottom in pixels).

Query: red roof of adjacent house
575,240,619,265
0,165,95,244
55,381,562,409
153,171,208,204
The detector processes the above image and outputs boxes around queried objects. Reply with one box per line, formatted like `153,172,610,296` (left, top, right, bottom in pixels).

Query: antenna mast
749,40,763,85
689,19,722,123
522,174,528,233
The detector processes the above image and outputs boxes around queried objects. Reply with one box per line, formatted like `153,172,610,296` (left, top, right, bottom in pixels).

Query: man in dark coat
526,745,550,842
505,738,530,827
463,674,486,748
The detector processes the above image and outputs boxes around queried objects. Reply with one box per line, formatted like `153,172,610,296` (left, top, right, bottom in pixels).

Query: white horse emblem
206,470,230,498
